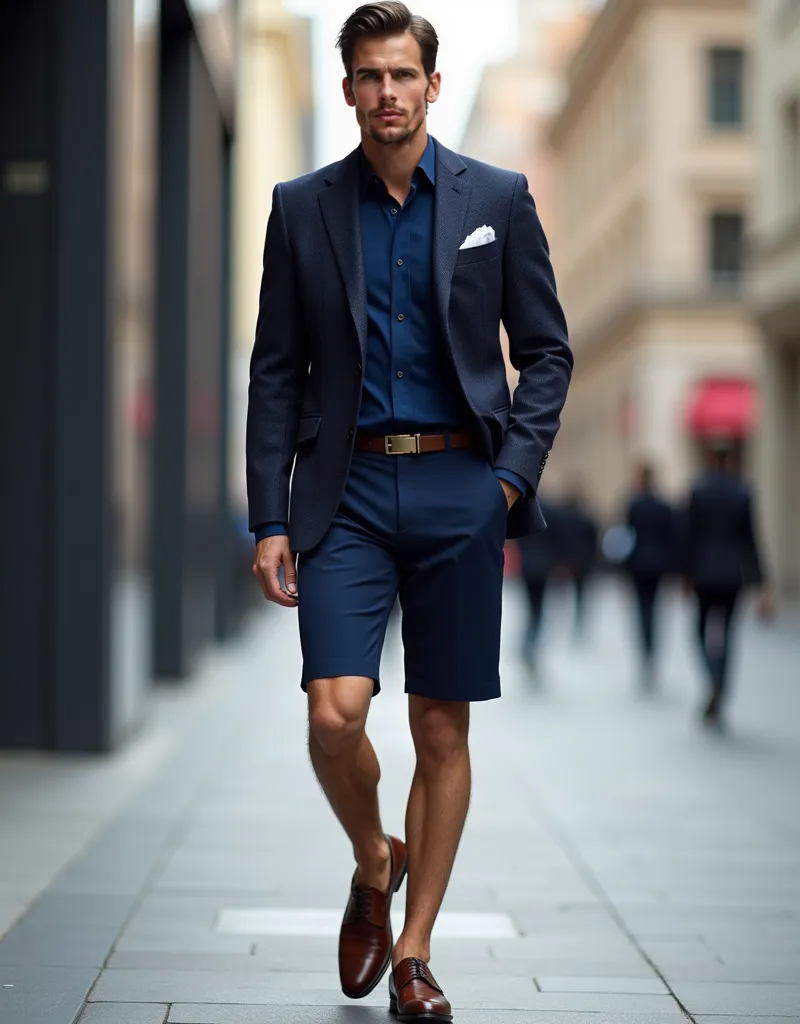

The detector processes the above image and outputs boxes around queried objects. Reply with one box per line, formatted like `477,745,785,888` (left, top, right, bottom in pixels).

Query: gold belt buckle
384,433,421,455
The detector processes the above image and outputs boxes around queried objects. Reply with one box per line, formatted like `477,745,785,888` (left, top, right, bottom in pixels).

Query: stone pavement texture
0,577,798,1023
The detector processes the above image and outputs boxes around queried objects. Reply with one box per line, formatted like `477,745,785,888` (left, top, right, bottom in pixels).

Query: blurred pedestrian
557,482,598,637
246,2,572,1015
623,464,676,690
516,498,561,679
682,444,773,729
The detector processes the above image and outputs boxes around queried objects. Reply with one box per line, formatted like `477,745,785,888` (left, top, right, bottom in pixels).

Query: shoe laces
353,886,378,922
406,957,429,982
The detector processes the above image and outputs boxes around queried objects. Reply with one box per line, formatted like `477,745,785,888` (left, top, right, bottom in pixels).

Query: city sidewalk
1,579,799,1023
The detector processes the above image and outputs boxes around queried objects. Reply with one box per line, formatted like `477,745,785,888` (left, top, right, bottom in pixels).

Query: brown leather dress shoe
389,957,453,1021
339,834,407,999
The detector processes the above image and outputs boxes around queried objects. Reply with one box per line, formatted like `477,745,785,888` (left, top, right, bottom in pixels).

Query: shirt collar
359,135,437,195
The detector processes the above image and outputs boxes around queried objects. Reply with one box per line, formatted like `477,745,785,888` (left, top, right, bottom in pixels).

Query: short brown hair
336,2,439,81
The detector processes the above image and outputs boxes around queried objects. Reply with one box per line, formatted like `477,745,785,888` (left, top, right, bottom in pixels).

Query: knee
309,697,365,758
412,703,469,768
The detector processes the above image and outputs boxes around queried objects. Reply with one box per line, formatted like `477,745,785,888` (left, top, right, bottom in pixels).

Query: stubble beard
367,107,425,147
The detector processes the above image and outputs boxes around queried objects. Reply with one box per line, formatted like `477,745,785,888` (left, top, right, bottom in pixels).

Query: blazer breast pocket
455,239,500,267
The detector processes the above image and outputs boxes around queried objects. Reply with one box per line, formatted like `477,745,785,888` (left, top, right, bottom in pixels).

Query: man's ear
425,71,442,106
342,76,356,108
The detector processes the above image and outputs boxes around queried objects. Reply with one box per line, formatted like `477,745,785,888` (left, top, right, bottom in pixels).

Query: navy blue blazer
625,491,676,580
682,472,765,589
246,140,572,554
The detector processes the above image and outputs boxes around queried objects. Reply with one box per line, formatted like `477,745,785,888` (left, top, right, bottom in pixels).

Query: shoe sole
389,995,453,1022
341,861,408,1000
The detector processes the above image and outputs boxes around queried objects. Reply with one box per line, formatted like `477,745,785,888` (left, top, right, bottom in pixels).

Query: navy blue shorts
296,448,506,702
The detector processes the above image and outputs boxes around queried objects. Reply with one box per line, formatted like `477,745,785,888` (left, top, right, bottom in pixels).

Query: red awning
686,378,757,438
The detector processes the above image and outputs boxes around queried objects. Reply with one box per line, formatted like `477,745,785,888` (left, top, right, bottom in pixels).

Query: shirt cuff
494,469,529,498
252,522,288,543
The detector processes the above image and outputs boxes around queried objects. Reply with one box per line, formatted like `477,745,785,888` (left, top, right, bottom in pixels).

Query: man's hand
253,535,298,607
756,585,775,622
498,478,522,510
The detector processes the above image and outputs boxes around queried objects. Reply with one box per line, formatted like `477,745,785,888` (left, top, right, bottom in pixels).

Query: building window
708,47,745,128
709,212,744,286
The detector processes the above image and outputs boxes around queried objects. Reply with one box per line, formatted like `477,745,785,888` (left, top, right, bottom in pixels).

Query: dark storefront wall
0,0,238,750
153,7,235,679
0,0,158,750
0,3,53,747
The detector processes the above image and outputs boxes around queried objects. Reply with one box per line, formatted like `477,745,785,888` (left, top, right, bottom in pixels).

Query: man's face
343,32,440,145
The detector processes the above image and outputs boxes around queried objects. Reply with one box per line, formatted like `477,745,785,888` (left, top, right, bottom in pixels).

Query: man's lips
377,110,402,120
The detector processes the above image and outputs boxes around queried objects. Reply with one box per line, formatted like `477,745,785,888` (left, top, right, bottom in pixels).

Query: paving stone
0,964,97,1024
79,1004,169,1024
671,981,800,1015
169,1009,690,1024
535,975,668,994
91,967,684,1012
662,962,800,983
0,893,134,967
107,952,263,971
695,1018,800,1024
0,923,119,968
115,934,258,955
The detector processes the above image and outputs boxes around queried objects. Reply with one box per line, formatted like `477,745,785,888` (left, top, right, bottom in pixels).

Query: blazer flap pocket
491,404,511,429
455,239,500,266
296,414,322,445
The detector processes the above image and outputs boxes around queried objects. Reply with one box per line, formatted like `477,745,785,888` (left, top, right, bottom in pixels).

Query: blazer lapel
433,143,471,341
318,149,367,358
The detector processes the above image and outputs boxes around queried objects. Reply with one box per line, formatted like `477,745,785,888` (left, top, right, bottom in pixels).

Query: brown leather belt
354,431,475,455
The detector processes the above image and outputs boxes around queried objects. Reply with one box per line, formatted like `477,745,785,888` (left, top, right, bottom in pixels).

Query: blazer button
347,428,354,441
355,363,362,375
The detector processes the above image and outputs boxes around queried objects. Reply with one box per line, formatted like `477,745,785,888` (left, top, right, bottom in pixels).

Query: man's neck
361,126,430,198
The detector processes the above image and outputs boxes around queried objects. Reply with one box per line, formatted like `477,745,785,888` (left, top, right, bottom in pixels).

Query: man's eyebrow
354,65,420,75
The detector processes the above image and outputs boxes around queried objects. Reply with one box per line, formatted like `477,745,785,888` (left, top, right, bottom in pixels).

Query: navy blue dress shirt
356,136,466,432
253,137,526,543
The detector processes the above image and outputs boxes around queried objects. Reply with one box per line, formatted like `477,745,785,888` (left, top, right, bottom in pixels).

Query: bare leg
307,676,391,891
393,696,471,965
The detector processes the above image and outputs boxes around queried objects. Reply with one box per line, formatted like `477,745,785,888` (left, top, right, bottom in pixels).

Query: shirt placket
390,184,415,425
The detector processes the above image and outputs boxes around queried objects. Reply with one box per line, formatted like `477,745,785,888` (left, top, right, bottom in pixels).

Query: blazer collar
322,135,467,188
318,137,471,358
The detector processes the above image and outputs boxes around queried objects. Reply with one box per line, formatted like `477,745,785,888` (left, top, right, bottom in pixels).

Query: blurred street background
1,0,799,1021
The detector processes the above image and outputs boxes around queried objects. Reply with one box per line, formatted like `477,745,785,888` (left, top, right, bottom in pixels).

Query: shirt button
391,208,398,215
397,258,404,266
397,313,405,322
396,370,404,379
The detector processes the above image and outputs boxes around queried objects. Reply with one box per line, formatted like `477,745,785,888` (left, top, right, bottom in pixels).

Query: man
682,444,772,729
246,3,571,1018
623,464,676,690
557,482,598,638
516,495,562,682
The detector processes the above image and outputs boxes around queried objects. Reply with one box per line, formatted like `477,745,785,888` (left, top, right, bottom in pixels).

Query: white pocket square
459,224,496,250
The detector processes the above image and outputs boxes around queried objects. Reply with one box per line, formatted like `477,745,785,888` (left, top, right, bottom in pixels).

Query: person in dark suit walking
516,497,562,679
246,4,572,1017
623,464,676,690
557,483,598,637
682,445,772,728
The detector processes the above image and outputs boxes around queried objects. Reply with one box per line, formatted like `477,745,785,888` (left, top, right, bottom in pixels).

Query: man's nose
379,74,397,101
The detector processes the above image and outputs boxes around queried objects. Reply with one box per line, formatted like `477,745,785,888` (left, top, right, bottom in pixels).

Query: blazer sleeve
246,183,309,531
496,174,573,493
741,488,765,585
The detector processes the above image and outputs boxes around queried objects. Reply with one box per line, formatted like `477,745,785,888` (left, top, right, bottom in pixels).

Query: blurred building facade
0,0,240,751
231,0,314,514
751,0,800,599
548,0,759,517
461,0,595,391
